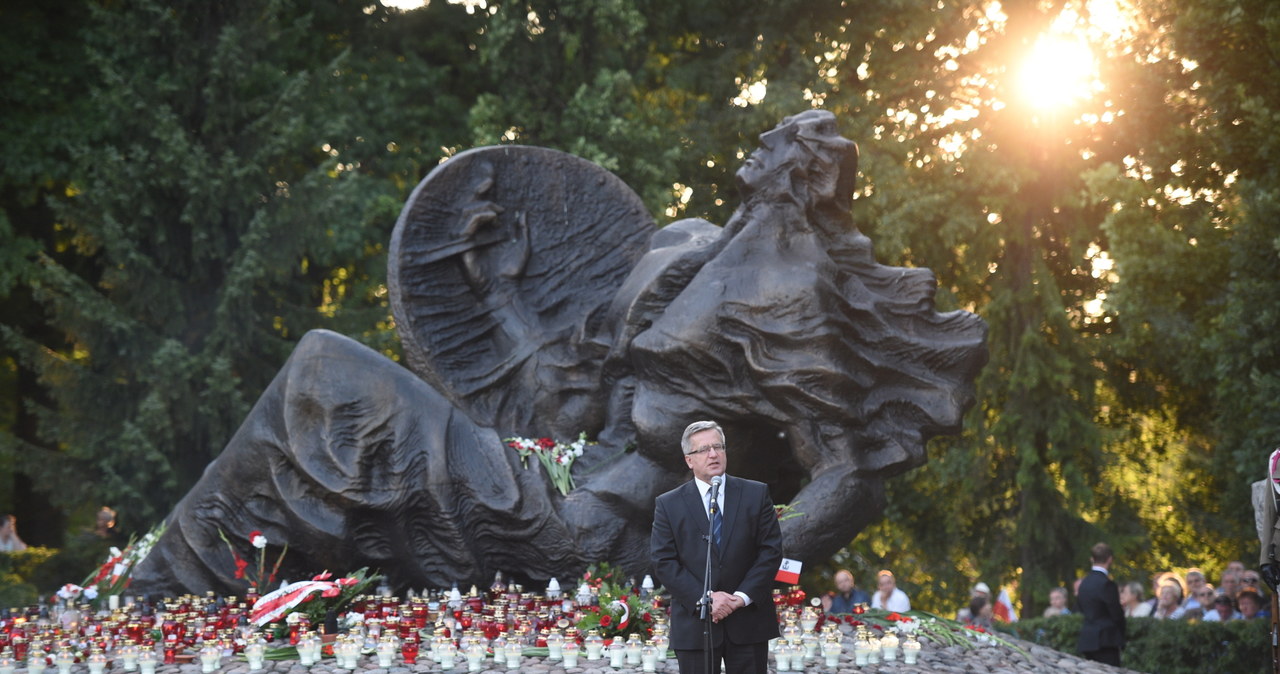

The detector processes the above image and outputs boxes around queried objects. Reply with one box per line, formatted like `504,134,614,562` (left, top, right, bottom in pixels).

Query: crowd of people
818,558,1271,627
1109,561,1270,622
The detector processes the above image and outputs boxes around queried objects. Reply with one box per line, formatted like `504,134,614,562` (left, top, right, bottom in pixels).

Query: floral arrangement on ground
573,563,663,641
828,606,1030,658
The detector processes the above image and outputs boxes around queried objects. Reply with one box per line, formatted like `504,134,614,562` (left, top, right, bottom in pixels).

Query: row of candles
0,585,918,672
770,609,922,671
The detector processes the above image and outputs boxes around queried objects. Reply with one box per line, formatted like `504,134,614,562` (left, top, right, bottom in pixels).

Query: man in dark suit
1077,542,1126,666
651,420,783,674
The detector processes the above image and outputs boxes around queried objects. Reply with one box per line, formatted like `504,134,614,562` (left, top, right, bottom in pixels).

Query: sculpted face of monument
130,111,987,594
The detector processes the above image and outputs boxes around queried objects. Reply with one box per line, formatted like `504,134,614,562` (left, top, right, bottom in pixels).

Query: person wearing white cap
955,581,990,622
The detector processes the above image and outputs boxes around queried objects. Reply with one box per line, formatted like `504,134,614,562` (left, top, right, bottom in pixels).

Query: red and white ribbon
250,574,359,625
610,599,630,631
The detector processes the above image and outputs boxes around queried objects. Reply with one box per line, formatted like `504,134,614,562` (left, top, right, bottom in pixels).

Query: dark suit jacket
650,475,783,650
1076,568,1126,653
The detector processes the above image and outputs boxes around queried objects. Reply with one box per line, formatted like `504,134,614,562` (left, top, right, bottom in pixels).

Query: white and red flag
775,558,802,584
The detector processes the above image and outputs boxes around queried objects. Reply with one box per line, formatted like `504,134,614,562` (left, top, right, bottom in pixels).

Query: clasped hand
708,591,744,622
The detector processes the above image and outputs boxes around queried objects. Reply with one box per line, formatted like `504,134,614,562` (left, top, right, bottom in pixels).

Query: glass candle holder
53,647,74,674
375,636,396,668
822,633,842,668
199,642,221,673
245,638,266,671
902,635,921,665
502,639,522,671
640,640,657,673
437,640,456,671
137,648,157,674
584,630,604,660
562,639,580,668
87,648,108,674
881,631,899,661
624,634,642,665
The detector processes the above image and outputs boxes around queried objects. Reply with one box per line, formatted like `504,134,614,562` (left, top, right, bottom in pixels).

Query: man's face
684,428,727,483
1186,573,1205,592
1221,571,1241,595
835,572,855,594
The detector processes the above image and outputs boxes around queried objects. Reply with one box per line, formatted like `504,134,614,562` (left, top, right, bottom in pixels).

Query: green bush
999,615,1270,673
0,547,59,607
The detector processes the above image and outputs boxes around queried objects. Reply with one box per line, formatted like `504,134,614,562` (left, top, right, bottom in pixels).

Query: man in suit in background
651,420,783,674
1077,542,1126,666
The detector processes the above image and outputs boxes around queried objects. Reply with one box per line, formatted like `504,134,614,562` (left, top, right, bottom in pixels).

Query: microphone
709,475,722,513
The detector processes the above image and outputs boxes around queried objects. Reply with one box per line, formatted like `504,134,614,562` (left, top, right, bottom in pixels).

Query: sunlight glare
1018,35,1097,109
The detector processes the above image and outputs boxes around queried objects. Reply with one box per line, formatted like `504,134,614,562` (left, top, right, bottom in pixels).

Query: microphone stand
699,479,720,674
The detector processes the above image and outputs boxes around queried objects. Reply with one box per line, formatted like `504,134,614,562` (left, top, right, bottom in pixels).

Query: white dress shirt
694,476,753,606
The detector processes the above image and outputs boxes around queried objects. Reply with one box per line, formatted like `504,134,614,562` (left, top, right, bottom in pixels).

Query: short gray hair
681,421,726,455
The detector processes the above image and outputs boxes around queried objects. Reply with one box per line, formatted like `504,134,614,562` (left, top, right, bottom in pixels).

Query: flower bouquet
574,563,661,642
252,568,381,637
77,520,168,607
219,528,288,592
504,432,594,496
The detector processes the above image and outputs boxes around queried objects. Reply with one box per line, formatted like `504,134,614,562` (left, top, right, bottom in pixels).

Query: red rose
233,558,249,579
600,615,612,627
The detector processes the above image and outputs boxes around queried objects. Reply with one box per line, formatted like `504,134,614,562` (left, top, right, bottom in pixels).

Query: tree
0,0,483,531
1099,0,1280,559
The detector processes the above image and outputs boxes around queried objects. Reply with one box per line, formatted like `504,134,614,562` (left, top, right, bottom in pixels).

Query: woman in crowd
1151,582,1185,619
966,596,994,629
1120,581,1153,617
871,569,911,612
0,514,27,552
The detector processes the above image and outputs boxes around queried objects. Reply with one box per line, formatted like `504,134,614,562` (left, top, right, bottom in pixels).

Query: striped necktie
708,490,723,548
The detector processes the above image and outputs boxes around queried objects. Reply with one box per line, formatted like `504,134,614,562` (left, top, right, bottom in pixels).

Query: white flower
84,587,99,600
57,584,83,600
108,547,123,558
251,534,268,549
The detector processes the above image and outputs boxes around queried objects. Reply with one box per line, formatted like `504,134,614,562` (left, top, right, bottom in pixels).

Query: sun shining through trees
1017,34,1097,110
